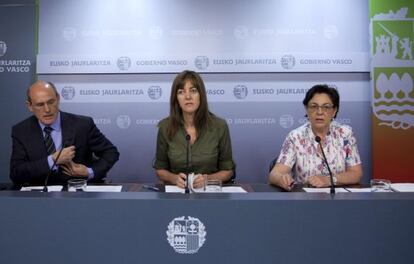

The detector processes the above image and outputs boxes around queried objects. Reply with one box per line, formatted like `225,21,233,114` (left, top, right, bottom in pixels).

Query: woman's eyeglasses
307,104,335,113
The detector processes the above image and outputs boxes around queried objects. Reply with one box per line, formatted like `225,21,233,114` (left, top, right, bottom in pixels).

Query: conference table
0,183,413,264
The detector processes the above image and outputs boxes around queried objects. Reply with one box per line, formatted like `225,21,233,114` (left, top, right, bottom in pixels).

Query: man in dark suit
10,80,120,186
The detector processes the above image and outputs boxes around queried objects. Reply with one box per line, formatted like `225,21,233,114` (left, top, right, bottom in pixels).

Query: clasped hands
175,173,207,189
51,146,88,177
278,173,332,191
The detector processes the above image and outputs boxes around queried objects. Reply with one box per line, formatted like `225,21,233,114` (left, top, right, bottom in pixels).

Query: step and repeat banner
0,1,36,184
370,0,414,182
37,0,371,183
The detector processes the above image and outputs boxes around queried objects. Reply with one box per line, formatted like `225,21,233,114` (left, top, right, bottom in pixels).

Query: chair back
269,157,278,173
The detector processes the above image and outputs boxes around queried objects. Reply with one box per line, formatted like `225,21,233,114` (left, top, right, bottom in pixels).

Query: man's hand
53,146,75,165
61,161,88,177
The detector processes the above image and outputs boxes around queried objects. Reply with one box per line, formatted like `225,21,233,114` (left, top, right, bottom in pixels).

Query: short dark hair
303,84,340,118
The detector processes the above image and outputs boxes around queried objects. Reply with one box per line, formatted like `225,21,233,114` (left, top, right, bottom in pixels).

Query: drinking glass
204,179,222,193
370,179,391,192
67,179,87,192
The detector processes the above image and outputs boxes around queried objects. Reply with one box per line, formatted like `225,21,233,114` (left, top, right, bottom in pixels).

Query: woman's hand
192,174,207,189
277,173,295,191
269,163,294,191
175,173,187,188
307,175,331,188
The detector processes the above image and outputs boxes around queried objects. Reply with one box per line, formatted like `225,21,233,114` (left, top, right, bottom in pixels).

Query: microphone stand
43,144,65,192
315,136,335,194
185,134,191,194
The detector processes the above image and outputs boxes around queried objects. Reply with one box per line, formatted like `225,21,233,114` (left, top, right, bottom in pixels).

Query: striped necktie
43,126,56,155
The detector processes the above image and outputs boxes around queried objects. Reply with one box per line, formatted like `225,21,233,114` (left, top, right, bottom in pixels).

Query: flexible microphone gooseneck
43,142,67,192
185,134,191,194
315,136,335,194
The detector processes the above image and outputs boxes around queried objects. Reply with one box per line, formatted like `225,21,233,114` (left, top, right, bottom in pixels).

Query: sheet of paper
21,185,63,192
344,188,372,193
164,186,182,193
185,185,248,193
221,186,247,193
303,187,349,193
391,183,414,192
86,185,122,192
164,185,247,193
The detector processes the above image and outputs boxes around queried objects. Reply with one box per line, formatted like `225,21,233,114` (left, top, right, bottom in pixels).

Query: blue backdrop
0,0,371,183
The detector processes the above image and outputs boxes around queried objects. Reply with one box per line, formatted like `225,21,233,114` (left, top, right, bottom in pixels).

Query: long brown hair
166,70,212,140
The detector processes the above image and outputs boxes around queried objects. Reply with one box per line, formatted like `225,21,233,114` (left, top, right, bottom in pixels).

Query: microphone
315,136,335,194
184,134,191,194
43,141,70,192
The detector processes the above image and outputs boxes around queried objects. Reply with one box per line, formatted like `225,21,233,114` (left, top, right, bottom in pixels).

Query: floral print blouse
276,121,362,183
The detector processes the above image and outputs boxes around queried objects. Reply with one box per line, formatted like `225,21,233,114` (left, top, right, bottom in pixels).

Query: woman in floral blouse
269,84,362,191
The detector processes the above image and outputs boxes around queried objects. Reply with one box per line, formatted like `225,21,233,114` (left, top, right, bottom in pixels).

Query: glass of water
370,179,391,192
67,179,87,192
204,179,222,193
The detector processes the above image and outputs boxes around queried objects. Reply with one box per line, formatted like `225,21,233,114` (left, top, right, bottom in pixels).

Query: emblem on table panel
148,85,162,100
61,86,75,100
233,85,248,99
167,216,206,254
0,41,7,57
194,56,209,70
117,56,131,70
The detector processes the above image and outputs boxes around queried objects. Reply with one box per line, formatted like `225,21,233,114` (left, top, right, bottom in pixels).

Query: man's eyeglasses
307,104,335,112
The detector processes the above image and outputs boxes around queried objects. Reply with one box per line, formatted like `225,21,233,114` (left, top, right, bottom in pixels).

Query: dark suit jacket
10,111,120,185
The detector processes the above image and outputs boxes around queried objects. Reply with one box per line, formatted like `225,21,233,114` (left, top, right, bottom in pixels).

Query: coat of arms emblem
166,216,206,254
